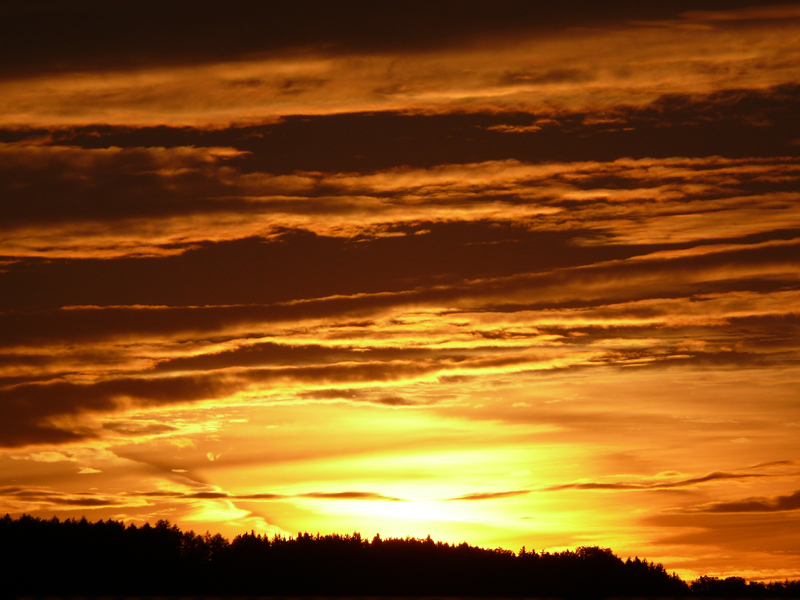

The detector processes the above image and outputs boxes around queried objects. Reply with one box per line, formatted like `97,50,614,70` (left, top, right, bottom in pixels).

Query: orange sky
1,0,799,583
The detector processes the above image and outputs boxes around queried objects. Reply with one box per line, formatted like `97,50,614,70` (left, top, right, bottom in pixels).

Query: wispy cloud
544,471,774,492
684,490,800,513
446,467,792,501
447,490,531,501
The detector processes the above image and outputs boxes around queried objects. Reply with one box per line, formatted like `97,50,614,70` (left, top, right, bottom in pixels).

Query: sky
1,0,799,583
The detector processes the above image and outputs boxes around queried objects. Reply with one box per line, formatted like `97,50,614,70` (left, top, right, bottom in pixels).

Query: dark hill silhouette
1,513,798,598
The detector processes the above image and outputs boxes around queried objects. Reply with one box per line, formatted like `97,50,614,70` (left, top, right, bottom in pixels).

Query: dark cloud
448,490,531,500
101,421,178,436
547,314,800,353
241,493,285,500
186,492,234,500
154,342,512,388
375,396,417,407
646,510,800,555
2,229,797,341
0,1,777,81
119,489,402,502
135,490,186,498
0,487,122,507
0,233,794,446
544,471,771,492
298,387,422,407
688,490,800,513
300,491,403,501
0,421,90,448
748,460,796,469
5,485,406,507
6,85,799,175
667,471,770,488
243,361,442,386
298,389,366,401
498,68,595,86
0,144,246,229
153,342,449,374
300,389,420,406
545,482,645,491
0,225,620,312
0,373,238,447
48,497,120,507
0,354,455,446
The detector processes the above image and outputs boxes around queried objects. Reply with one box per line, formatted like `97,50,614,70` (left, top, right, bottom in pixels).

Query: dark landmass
2,514,798,598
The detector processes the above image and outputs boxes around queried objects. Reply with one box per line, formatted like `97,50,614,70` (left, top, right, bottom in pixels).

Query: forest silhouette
2,514,798,598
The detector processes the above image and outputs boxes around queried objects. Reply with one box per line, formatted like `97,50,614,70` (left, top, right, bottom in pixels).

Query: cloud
442,467,796,506
1,132,798,271
442,468,793,501
3,232,798,349
448,490,531,500
375,396,417,406
445,472,784,501
300,491,404,501
0,351,472,446
0,143,254,256
102,421,178,436
0,483,404,517
9,451,75,463
295,388,417,406
4,1,787,81
1,284,796,449
686,490,800,513
748,460,796,469
152,341,441,373
3,7,800,128
679,5,800,23
544,470,779,493
0,372,240,447
298,388,367,401
0,1,637,80
0,486,122,507
497,68,595,86
9,81,800,170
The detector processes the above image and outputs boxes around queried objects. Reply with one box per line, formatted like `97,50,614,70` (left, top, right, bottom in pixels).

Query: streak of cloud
684,490,800,513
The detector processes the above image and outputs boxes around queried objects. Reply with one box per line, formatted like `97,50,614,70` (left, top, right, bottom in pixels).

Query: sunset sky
2,0,800,582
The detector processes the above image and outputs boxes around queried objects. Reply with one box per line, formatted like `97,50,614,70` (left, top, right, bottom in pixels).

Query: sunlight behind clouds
1,0,799,583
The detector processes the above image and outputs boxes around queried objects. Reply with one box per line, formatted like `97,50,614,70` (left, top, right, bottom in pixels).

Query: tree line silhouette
2,514,798,598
